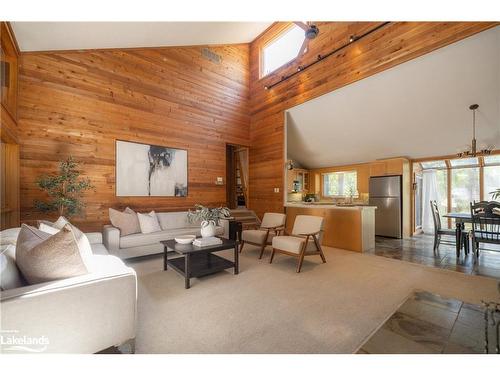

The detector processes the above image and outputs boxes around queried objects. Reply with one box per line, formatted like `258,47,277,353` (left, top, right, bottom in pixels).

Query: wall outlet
274,187,280,193
215,177,224,185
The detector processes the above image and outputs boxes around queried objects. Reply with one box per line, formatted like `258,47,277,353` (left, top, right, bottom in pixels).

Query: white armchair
270,215,326,273
239,213,286,259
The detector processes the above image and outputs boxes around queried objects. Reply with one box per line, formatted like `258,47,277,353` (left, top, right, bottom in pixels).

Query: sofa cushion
109,207,141,236
0,244,26,290
119,226,223,249
157,211,198,230
38,216,94,269
137,211,162,234
16,224,89,285
90,243,109,256
0,227,21,247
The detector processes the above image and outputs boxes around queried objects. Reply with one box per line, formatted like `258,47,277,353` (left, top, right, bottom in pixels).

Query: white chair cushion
272,235,317,254
242,229,276,244
261,213,286,229
137,211,162,234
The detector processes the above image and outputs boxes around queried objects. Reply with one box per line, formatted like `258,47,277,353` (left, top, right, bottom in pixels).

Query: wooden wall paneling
18,44,251,231
1,142,20,229
248,22,498,220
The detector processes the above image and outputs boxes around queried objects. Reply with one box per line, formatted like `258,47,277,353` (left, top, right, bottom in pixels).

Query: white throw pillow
137,211,162,234
1,244,25,290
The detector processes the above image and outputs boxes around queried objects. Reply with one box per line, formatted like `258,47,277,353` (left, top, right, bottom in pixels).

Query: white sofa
103,211,228,259
0,227,137,354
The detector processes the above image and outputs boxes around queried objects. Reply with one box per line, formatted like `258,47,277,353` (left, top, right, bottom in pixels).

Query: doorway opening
226,144,249,209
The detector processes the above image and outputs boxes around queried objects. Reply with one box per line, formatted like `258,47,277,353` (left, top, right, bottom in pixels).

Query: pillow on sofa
109,207,141,236
16,224,89,285
0,244,26,290
38,216,93,266
137,211,162,234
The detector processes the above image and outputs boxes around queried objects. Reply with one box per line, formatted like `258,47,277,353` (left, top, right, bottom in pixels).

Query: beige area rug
128,245,499,354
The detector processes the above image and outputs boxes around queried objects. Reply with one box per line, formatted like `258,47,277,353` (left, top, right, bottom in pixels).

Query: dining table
442,212,472,256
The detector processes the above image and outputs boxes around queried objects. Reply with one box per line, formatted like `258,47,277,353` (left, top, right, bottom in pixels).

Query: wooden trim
19,41,251,56
4,22,20,56
0,104,18,144
412,149,500,163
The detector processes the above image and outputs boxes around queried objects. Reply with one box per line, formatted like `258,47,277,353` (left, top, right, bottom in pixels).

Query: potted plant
35,156,95,217
187,204,231,238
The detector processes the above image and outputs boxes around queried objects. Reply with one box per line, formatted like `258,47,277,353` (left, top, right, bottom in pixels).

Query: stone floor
358,290,498,354
367,234,500,279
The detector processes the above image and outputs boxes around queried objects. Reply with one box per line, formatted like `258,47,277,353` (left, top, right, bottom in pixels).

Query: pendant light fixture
457,104,493,158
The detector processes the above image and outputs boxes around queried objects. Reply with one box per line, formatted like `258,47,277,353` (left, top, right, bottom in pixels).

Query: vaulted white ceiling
287,26,500,169
10,22,272,51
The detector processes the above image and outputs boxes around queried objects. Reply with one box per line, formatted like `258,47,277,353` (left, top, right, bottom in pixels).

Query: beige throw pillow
38,216,93,266
16,224,89,285
109,207,141,236
137,211,162,234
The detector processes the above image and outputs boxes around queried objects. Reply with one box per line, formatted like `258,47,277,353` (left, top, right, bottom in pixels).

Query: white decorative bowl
174,235,196,244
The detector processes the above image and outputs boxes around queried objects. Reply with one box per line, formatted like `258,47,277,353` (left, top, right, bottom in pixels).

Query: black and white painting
116,140,188,197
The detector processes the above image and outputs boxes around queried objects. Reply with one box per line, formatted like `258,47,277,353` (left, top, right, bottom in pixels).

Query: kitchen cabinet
287,169,309,192
369,158,406,177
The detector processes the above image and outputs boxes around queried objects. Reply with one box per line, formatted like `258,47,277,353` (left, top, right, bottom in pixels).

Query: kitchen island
284,203,377,252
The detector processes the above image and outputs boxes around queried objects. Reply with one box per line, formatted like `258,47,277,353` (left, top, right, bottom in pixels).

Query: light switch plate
215,177,224,185
274,187,280,193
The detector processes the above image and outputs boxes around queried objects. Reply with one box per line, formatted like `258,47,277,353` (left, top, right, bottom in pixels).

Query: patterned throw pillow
15,224,89,285
109,207,141,236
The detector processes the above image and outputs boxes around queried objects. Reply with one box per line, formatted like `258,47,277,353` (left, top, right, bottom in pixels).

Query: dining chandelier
457,104,494,158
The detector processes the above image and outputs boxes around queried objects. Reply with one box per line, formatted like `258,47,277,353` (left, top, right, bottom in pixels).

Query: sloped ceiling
10,22,272,51
287,26,500,169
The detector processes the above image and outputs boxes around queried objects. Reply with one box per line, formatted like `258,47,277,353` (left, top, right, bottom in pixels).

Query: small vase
200,220,216,238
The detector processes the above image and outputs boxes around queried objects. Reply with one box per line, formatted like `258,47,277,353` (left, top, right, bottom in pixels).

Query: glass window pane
450,167,480,213
484,165,500,201
420,160,447,169
262,25,305,76
484,155,500,166
449,157,479,167
322,171,357,197
435,169,449,228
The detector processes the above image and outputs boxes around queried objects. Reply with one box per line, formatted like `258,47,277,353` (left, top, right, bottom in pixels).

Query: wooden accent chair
470,201,500,258
239,212,286,259
430,200,469,255
270,215,326,273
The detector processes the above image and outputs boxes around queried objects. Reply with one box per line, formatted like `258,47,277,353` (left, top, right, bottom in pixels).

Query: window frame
259,23,306,79
321,170,358,198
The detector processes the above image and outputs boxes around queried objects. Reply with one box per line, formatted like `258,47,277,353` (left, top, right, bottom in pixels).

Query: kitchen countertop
284,202,377,210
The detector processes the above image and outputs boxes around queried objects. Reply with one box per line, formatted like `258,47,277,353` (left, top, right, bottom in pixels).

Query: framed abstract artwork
115,140,188,197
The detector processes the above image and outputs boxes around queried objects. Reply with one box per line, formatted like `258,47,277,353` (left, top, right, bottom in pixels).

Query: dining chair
239,212,286,259
270,215,326,273
470,201,500,258
430,200,469,254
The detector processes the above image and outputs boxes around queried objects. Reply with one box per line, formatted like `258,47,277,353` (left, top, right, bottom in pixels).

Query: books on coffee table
193,237,223,247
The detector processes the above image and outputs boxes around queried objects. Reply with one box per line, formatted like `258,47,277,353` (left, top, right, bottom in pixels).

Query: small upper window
262,25,305,77
420,160,447,169
449,157,479,168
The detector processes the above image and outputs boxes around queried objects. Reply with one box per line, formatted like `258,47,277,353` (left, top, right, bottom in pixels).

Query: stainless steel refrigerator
369,175,402,238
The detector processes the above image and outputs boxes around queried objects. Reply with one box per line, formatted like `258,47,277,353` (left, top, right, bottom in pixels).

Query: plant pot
200,220,216,238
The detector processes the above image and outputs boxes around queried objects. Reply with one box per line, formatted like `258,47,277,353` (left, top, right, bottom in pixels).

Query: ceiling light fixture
457,104,493,158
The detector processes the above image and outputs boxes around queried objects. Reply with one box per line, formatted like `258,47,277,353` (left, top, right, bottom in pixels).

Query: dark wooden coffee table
161,237,239,289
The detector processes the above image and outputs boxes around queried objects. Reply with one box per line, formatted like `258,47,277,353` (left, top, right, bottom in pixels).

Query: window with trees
322,171,358,197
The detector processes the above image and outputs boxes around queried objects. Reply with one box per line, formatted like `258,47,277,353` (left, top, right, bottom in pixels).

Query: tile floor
367,234,500,279
358,290,498,354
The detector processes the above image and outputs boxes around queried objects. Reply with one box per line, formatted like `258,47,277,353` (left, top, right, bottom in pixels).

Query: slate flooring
358,290,498,354
367,234,500,279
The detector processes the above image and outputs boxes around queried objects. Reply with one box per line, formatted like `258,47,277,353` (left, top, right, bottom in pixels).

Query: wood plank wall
248,22,498,219
18,44,250,231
